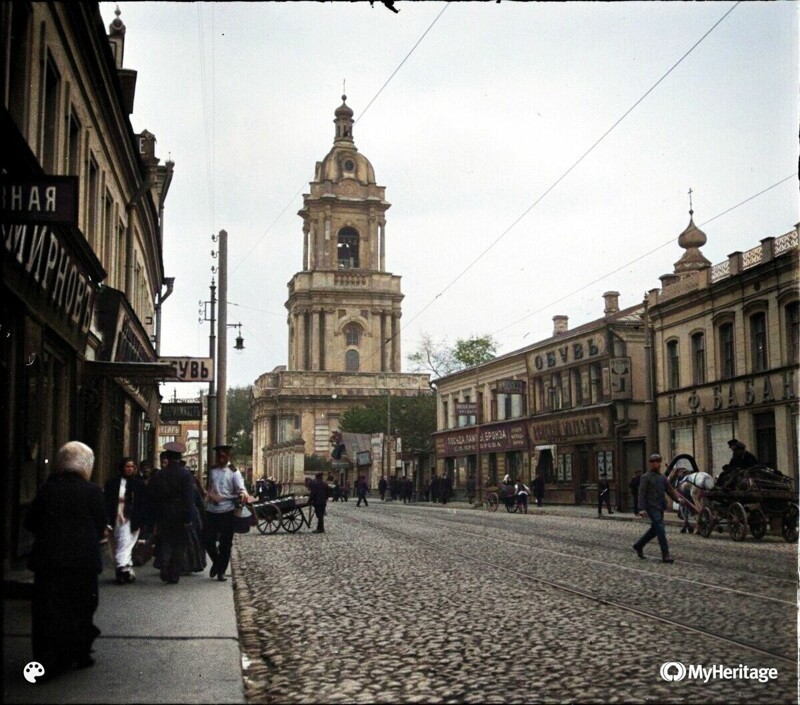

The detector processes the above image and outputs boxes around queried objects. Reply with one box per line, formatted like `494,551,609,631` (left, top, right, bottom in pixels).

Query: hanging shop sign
161,402,203,422
160,357,214,382
0,177,79,226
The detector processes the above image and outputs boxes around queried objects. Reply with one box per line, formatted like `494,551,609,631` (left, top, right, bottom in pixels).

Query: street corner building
250,96,430,492
1,4,177,565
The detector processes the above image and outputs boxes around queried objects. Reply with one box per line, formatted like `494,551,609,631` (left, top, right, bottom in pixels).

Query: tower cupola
333,95,354,144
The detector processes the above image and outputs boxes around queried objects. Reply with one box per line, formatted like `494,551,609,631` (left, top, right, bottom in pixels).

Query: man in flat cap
148,443,193,583
633,453,685,563
204,444,247,582
717,440,759,490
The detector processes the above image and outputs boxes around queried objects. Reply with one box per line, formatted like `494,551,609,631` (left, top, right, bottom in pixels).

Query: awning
86,361,179,381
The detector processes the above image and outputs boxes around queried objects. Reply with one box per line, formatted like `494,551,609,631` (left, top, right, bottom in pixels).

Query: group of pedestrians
23,439,249,682
377,475,414,502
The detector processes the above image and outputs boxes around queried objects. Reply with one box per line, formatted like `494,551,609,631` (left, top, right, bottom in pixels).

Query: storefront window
708,420,737,476
597,450,613,479
557,452,572,482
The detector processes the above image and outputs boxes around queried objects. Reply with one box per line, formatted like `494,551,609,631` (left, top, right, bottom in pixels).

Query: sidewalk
3,554,245,705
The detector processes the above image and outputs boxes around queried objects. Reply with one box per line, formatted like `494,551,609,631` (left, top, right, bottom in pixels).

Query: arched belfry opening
337,227,359,269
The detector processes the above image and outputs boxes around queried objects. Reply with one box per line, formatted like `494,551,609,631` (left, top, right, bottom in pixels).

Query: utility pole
216,229,228,447
205,278,217,475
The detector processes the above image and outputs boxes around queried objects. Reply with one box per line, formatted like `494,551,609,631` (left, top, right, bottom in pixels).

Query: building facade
648,217,799,479
251,97,430,491
433,292,652,508
1,4,174,564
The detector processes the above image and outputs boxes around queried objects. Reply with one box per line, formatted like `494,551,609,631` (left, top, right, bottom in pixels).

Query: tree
339,393,437,454
407,333,498,378
226,386,253,461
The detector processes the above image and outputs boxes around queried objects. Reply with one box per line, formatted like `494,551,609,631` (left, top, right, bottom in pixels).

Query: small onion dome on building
108,5,127,69
315,95,377,184
673,211,711,274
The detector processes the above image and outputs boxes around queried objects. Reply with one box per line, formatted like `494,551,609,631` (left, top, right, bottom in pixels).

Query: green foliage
226,386,253,461
339,393,436,453
407,333,498,378
304,454,333,474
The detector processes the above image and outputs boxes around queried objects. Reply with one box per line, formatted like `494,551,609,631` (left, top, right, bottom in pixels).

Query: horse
666,454,715,533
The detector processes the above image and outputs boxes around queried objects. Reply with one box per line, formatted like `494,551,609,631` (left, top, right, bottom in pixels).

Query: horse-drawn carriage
252,495,313,534
667,453,798,543
485,483,519,512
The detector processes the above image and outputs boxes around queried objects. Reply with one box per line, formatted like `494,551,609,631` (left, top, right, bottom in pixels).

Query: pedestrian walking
597,473,614,516
466,475,476,504
441,473,453,504
103,457,148,584
204,444,247,582
633,453,685,563
532,472,545,507
515,478,530,514
309,472,330,532
356,475,369,506
148,443,194,583
378,475,387,501
629,469,642,515
23,441,108,680
430,474,440,503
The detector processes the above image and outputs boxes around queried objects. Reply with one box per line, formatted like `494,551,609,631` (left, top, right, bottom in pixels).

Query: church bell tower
286,95,403,374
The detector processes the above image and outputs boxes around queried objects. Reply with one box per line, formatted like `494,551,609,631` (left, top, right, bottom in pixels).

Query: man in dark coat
356,476,369,507
24,441,109,679
378,476,388,501
148,443,194,583
532,472,545,507
308,472,330,533
441,473,453,504
628,470,642,515
717,440,759,490
633,453,685,563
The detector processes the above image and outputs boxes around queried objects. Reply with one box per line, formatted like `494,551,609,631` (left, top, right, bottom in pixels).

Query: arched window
345,349,360,372
344,323,361,347
337,228,359,269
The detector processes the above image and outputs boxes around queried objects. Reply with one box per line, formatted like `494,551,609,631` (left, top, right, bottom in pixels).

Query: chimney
603,291,620,315
552,315,569,336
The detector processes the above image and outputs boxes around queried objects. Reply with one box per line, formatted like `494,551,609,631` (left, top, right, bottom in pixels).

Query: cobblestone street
233,502,796,704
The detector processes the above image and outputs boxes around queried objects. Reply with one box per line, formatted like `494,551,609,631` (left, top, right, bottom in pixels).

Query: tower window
337,228,359,269
345,349,360,372
345,324,361,347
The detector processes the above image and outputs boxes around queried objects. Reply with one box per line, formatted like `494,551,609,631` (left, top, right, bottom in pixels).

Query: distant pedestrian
430,474,440,503
378,476,388,501
515,478,530,514
597,473,614,516
24,441,108,679
532,472,545,507
423,479,430,502
356,476,369,507
441,473,452,504
103,457,148,584
204,444,247,582
148,443,194,583
309,472,330,532
629,470,642,515
633,453,685,563
466,475,476,504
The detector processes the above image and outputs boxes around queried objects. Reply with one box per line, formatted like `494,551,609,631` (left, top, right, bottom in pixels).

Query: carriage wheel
727,502,748,542
748,509,768,541
486,493,499,512
256,505,281,535
697,508,715,538
281,508,305,533
781,503,799,543
505,498,518,513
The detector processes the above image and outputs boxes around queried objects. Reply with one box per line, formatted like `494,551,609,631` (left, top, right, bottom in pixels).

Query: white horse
672,469,715,533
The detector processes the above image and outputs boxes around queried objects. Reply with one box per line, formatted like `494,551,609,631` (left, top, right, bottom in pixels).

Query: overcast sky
99,1,798,400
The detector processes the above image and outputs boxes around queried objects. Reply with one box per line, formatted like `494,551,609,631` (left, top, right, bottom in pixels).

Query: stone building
1,4,175,563
433,292,652,508
647,216,799,478
251,97,430,491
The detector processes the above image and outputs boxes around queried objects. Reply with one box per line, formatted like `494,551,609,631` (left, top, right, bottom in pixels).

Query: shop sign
160,357,214,381
356,451,372,466
529,335,604,371
159,424,181,435
0,177,79,226
3,222,96,336
530,413,607,443
497,379,525,394
435,421,527,457
610,357,632,400
661,369,797,418
455,402,478,416
161,402,202,421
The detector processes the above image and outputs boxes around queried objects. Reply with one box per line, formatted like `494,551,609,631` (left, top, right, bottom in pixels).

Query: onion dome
333,95,354,144
673,212,711,273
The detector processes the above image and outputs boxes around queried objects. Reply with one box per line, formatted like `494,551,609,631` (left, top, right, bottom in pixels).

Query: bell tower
286,96,403,374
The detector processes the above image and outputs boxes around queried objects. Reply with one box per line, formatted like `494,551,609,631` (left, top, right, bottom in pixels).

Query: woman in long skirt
103,457,148,583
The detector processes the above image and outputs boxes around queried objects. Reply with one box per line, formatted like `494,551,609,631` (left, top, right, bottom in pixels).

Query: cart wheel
728,502,748,541
781,503,799,543
256,505,281,535
486,493,499,512
697,507,715,538
505,498,517,513
281,508,304,533
748,509,768,541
